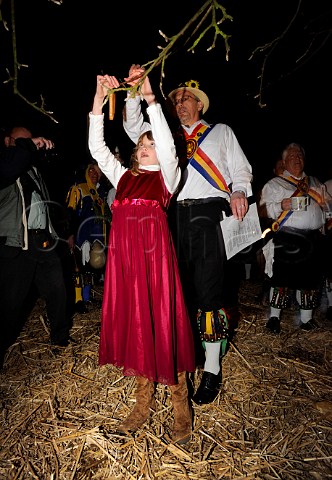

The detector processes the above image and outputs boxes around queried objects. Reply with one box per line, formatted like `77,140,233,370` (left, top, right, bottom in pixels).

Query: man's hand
124,65,155,105
281,198,292,210
124,64,145,87
230,191,248,221
32,137,54,150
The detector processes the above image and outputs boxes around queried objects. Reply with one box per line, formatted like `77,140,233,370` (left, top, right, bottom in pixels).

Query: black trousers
271,227,325,289
172,199,232,312
0,231,70,358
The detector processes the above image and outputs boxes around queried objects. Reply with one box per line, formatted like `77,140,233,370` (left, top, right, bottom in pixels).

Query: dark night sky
1,0,332,197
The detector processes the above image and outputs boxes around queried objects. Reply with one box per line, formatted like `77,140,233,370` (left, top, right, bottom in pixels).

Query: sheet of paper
220,202,262,260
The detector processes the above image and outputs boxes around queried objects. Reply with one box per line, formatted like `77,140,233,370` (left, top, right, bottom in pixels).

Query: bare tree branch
102,0,232,110
2,0,60,123
248,1,332,108
1,0,330,121
249,0,303,108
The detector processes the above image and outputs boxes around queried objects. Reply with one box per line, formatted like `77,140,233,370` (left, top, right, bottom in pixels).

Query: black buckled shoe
299,319,318,331
265,317,281,334
75,300,89,314
51,337,69,347
51,336,76,348
192,371,222,405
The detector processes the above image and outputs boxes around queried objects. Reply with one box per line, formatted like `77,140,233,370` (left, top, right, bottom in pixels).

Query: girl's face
136,135,159,166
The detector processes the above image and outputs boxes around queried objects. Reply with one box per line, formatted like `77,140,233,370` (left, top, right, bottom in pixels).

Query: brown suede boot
169,372,192,445
118,377,155,433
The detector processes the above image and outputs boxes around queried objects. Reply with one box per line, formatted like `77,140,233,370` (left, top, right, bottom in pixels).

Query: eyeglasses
174,95,198,106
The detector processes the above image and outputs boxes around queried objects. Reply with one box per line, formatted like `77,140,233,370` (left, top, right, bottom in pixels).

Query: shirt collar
283,169,306,180
138,164,161,171
181,119,210,133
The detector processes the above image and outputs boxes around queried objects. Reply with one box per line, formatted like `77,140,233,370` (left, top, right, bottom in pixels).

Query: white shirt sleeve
224,125,253,197
88,113,127,188
124,95,180,191
123,95,151,144
146,103,181,194
260,179,284,219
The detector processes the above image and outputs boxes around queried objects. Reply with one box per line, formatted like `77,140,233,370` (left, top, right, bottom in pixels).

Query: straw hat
168,80,210,114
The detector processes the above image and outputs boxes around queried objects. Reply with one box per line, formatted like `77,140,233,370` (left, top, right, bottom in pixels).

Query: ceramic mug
291,196,309,211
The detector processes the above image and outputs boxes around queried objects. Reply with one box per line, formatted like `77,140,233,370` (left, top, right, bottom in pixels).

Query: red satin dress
99,169,195,385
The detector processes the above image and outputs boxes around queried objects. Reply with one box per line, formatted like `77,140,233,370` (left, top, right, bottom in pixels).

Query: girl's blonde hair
129,130,154,175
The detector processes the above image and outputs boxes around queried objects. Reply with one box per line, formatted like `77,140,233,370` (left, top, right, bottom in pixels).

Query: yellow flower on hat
185,80,200,89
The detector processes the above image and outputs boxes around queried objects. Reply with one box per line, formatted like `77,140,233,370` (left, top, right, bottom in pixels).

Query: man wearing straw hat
123,65,253,405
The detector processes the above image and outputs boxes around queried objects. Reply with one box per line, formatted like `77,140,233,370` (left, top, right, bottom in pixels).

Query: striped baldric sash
272,175,323,231
184,123,230,195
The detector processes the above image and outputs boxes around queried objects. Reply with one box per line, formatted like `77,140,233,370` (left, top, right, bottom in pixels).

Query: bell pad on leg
197,309,228,343
269,287,289,309
298,289,319,309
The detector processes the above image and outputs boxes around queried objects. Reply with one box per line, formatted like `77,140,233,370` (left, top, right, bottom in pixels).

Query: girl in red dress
88,73,195,444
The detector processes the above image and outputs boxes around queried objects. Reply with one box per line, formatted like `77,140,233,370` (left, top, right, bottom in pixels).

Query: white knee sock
270,307,281,318
204,342,221,375
296,290,313,323
269,288,282,318
300,309,312,323
245,264,251,280
326,289,332,308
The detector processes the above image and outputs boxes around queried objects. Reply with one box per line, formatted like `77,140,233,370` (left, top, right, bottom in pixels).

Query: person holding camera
0,126,73,369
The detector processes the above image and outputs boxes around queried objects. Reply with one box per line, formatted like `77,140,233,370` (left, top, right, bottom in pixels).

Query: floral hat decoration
168,79,210,114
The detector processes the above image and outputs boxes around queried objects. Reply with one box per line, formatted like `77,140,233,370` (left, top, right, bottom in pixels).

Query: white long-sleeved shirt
260,170,325,230
88,103,181,194
123,95,253,201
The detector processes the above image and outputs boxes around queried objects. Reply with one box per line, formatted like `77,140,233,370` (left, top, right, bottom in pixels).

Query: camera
38,147,59,163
